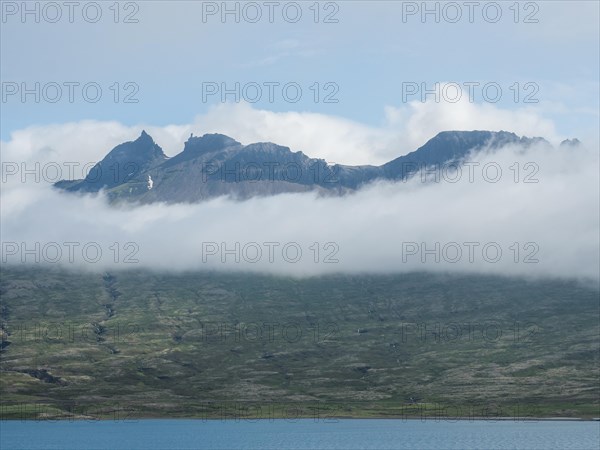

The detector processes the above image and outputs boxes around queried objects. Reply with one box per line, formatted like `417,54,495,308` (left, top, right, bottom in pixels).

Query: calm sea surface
1,419,599,449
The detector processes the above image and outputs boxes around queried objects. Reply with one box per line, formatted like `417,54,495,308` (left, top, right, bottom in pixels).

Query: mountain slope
1,267,598,419
382,130,545,180
55,130,167,193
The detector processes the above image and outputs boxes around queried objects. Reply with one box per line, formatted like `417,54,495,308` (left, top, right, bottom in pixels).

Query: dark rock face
54,130,553,204
163,133,242,167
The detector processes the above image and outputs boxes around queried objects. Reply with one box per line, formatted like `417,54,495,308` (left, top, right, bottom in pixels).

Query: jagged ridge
54,130,563,204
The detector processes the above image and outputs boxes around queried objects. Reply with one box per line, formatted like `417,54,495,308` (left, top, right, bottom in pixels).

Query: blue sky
1,1,599,278
1,1,599,144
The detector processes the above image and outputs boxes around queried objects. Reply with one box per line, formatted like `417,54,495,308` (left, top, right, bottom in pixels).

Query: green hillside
1,268,598,420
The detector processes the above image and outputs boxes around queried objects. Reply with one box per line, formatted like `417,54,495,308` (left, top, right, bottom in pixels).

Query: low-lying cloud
1,102,598,281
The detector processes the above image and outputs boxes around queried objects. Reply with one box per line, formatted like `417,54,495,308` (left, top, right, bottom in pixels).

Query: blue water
1,419,599,449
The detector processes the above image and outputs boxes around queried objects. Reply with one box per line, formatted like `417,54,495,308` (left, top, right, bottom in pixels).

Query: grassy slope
0,267,598,419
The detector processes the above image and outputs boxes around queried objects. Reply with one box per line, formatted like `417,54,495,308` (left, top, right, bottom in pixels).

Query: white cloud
1,93,565,169
1,102,597,281
388,100,559,155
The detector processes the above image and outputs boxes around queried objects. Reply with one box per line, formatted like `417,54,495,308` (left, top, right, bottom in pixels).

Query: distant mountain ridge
54,130,564,204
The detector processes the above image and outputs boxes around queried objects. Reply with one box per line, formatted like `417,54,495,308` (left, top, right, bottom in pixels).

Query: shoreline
2,416,599,422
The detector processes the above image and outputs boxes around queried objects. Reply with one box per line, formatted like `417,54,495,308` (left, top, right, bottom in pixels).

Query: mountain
55,130,167,193
54,130,551,204
382,130,545,180
560,138,582,148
